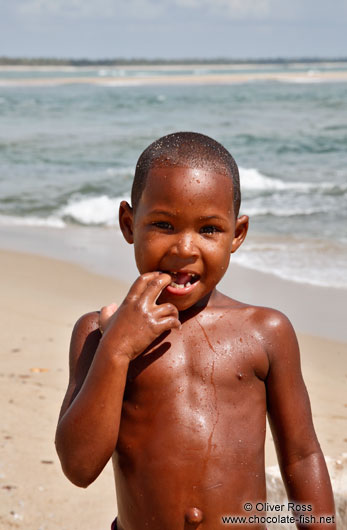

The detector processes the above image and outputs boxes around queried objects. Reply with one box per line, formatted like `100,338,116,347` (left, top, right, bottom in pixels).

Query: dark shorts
111,517,265,529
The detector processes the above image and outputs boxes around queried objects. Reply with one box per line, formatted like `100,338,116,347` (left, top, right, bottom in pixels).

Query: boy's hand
99,272,180,361
99,303,118,334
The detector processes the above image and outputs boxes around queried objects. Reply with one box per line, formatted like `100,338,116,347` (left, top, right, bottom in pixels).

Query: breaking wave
239,167,346,193
59,195,130,226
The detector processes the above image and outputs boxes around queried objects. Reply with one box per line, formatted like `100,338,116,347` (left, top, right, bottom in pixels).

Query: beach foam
0,214,65,229
59,195,130,226
239,167,347,193
232,237,347,288
266,454,346,529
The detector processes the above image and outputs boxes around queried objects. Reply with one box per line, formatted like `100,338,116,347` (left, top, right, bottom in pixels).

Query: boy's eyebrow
148,210,228,222
199,215,228,221
148,209,176,218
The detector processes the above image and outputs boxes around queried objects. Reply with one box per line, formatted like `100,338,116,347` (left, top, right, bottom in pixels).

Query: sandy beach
0,250,128,530
0,248,346,529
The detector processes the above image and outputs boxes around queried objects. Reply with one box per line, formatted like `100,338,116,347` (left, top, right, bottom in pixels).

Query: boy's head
120,131,248,311
131,132,241,218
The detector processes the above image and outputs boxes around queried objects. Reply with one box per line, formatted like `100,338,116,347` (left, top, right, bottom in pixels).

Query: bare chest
116,315,269,467
124,316,269,404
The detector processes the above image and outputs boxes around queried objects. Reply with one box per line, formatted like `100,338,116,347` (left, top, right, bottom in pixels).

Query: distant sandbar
1,70,347,87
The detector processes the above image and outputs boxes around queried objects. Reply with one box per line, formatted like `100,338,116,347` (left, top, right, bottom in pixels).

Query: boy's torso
113,293,270,530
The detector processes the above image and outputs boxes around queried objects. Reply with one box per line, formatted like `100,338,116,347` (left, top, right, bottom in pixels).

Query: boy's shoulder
69,311,101,364
73,310,100,337
216,292,296,345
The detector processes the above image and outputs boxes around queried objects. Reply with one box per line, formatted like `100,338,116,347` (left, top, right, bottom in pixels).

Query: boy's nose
173,232,199,258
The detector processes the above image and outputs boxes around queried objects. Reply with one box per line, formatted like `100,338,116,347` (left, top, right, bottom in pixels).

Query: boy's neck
178,289,218,322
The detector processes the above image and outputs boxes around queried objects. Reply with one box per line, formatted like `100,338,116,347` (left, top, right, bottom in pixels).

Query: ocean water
0,64,347,287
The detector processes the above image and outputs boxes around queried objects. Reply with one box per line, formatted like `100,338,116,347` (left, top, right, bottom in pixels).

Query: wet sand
1,249,346,529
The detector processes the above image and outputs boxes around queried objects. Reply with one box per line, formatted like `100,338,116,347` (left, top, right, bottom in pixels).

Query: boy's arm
55,272,179,488
55,310,129,488
264,310,335,529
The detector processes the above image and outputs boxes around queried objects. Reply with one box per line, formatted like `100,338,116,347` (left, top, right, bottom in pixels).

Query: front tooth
171,281,179,287
185,281,191,287
177,284,185,289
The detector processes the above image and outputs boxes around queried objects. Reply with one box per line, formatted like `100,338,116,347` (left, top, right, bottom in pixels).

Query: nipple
185,507,204,525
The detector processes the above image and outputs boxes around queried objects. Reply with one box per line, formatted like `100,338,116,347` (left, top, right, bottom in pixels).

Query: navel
185,507,204,525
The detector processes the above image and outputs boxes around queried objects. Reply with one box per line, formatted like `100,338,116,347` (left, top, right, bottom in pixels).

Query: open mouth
162,271,201,295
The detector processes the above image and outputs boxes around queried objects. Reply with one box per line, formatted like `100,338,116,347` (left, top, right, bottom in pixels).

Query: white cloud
12,0,347,22
175,0,272,18
16,0,163,19
10,0,284,20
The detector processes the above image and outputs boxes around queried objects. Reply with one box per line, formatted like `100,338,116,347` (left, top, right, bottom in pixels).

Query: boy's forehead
145,164,233,195
138,164,234,214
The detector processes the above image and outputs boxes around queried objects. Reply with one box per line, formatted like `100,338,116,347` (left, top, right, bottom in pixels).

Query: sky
1,0,346,59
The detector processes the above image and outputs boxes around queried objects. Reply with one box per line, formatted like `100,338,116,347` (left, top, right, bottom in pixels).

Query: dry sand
1,249,346,529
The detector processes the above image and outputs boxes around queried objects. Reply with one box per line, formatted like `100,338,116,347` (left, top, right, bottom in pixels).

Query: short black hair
131,131,241,217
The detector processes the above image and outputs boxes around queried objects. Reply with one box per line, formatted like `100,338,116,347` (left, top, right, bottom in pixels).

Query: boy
55,132,335,529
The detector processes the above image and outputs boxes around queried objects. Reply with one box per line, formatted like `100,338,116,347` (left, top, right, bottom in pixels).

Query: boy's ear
231,215,249,253
119,201,134,244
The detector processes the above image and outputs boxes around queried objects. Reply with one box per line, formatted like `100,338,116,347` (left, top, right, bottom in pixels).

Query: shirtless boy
55,132,335,529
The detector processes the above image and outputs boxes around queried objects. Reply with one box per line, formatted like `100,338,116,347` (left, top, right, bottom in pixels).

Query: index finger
141,273,173,304
126,271,171,300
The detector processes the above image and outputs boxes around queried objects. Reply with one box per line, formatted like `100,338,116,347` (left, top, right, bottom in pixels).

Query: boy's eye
152,221,173,230
200,225,220,234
